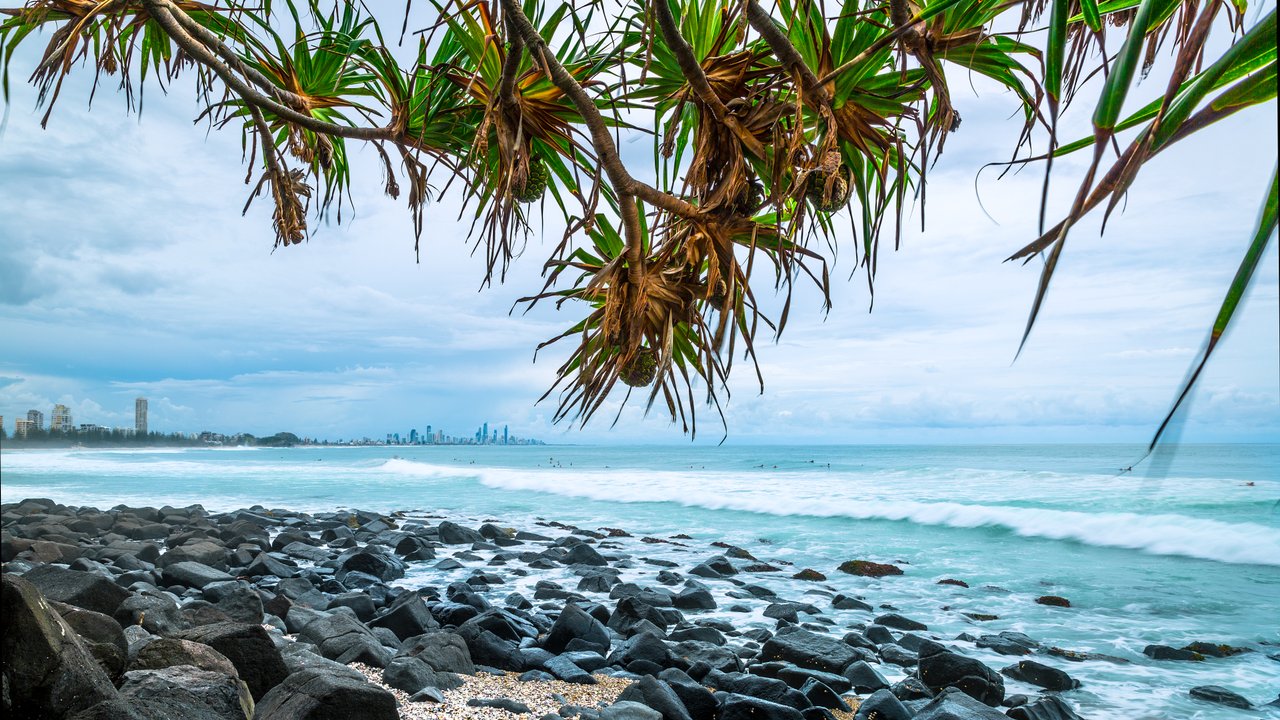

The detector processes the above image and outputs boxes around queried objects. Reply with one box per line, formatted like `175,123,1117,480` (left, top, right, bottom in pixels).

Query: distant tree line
0,428,304,448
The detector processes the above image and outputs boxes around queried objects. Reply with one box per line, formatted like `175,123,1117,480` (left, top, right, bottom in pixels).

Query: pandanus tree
2,0,1275,445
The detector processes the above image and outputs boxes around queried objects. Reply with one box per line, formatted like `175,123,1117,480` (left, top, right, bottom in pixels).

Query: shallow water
2,443,1277,717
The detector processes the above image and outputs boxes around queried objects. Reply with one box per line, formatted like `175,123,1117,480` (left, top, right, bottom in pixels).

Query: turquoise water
2,443,1277,717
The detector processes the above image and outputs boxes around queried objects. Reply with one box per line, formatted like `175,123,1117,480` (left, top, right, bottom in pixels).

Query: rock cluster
1,497,1260,719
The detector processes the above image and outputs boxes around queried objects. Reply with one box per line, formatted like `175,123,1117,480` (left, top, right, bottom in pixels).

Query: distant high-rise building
51,404,73,432
15,418,33,437
135,397,148,435
482,422,489,444
503,425,508,444
26,409,44,430
409,429,418,444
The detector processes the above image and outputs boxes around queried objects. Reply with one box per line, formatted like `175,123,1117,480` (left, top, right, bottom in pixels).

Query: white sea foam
462,464,1280,567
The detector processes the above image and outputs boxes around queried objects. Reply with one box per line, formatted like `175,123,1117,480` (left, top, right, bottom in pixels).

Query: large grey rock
368,592,437,640
912,687,1008,719
203,581,265,624
545,603,611,656
715,693,804,720
658,668,716,720
616,675,693,720
1188,686,1253,710
24,565,132,616
174,622,288,700
162,562,235,590
129,638,239,677
916,641,1003,706
601,701,664,720
381,656,462,694
158,541,230,570
853,689,912,720
759,627,859,673
704,670,809,711
3,574,119,718
116,593,193,636
119,666,253,720
298,613,391,668
53,601,129,680
252,667,398,720
1000,660,1079,691
1006,695,1083,720
436,521,485,545
398,631,475,674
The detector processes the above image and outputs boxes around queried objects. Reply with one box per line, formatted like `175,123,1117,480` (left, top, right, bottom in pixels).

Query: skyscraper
26,409,44,430
503,425,508,445
482,422,489,444
51,404,73,432
135,397,148,436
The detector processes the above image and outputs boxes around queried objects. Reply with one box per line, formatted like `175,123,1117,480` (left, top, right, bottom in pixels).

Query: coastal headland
2,497,1271,720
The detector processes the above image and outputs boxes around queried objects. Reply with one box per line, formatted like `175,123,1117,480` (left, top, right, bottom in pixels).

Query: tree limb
745,0,830,107
142,0,397,142
653,0,766,158
500,0,702,284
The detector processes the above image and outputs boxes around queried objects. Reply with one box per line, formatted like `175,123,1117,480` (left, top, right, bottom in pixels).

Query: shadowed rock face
173,623,288,701
3,573,119,718
915,641,1004,706
252,668,399,720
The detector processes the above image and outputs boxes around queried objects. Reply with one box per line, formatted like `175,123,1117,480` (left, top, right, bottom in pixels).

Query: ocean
2,443,1277,717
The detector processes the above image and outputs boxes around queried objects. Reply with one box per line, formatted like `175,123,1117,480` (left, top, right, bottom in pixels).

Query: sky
0,2,1276,445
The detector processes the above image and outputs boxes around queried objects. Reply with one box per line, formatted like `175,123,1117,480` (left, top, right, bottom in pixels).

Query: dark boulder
704,670,809,711
689,556,737,578
203,581,265,624
244,553,299,580
1000,660,1079,691
174,622,289,700
853,689,912,720
543,655,596,685
875,613,927,631
842,661,889,694
397,631,475,675
672,587,716,611
25,565,132,616
118,666,253,720
609,596,672,635
252,667,398,720
564,544,609,567
337,551,404,583
381,656,462,694
115,593,192,636
798,678,848,711
616,675,693,720
912,687,1007,719
544,603,611,656
130,638,238,676
3,574,119,718
437,521,485,545
759,627,859,673
1006,695,1083,720
658,668,716,720
916,641,1003,706
297,613,391,669
716,693,805,720
161,562,235,590
837,560,903,578
608,632,675,670
1188,685,1253,710
369,592,438,641
53,602,129,680
1142,644,1203,661
775,666,850,694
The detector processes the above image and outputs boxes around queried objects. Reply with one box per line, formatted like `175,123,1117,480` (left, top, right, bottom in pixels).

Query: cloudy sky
1,3,1276,445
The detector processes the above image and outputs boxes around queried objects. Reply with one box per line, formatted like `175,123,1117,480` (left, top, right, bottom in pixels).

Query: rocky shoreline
2,497,1273,719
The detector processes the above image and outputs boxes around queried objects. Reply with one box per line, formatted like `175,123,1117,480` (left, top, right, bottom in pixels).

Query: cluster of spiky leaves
1,0,1274,444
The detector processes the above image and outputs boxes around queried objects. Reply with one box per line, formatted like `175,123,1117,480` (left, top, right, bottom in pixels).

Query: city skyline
1,396,541,445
